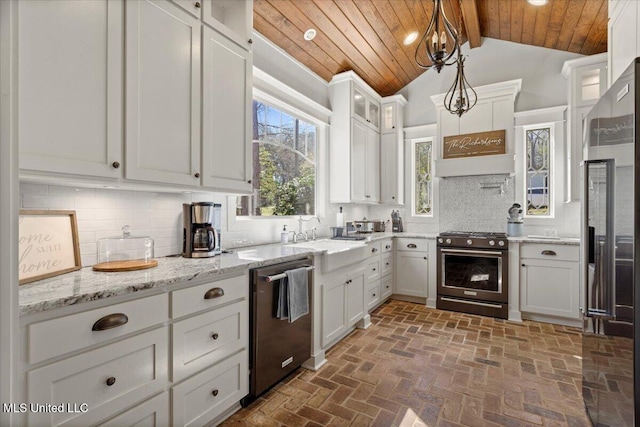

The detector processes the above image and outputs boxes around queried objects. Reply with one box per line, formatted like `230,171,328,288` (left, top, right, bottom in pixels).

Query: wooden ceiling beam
459,0,482,48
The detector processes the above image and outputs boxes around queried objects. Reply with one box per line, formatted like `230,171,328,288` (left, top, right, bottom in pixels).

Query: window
237,100,316,216
525,126,552,217
412,138,433,216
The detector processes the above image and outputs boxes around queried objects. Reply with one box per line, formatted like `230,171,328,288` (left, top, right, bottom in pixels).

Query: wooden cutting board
92,259,158,272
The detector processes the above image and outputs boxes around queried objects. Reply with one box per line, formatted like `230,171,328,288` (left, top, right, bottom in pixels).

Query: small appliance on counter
353,218,374,233
93,225,157,271
507,203,524,237
391,210,403,232
183,202,221,258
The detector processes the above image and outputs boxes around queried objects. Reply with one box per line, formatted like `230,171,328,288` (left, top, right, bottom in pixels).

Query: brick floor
222,300,592,426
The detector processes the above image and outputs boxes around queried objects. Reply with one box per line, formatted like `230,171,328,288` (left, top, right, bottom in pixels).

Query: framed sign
443,129,506,159
19,210,81,285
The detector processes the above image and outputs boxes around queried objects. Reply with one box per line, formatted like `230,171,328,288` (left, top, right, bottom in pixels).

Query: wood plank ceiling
254,0,608,96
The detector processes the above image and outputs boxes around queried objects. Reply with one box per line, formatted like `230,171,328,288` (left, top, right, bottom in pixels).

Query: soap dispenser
281,225,289,243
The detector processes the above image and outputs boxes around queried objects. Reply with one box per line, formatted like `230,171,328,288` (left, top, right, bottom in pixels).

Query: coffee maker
183,202,221,258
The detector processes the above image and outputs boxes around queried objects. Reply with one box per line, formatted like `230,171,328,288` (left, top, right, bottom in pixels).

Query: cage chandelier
414,0,460,73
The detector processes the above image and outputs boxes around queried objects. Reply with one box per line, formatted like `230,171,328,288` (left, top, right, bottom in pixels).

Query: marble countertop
507,236,580,245
19,244,319,316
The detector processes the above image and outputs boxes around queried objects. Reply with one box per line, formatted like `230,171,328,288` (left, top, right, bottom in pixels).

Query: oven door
438,248,508,303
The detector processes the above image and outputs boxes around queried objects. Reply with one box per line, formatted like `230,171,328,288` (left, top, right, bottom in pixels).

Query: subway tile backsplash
20,184,199,266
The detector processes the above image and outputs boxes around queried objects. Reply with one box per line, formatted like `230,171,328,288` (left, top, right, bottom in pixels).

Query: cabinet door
351,119,368,202
18,0,123,178
201,0,253,51
520,259,580,319
346,272,365,326
381,274,393,299
353,87,368,124
395,252,428,297
98,392,169,427
202,26,252,193
380,133,398,204
365,128,380,202
381,103,397,133
125,0,201,186
322,277,347,346
368,98,380,129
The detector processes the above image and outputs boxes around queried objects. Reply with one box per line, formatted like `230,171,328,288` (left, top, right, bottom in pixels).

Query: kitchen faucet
293,216,321,242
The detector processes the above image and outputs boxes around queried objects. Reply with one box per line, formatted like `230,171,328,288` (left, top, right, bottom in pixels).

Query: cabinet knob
211,333,219,340
248,38,253,44
194,172,200,178
423,257,427,260
392,196,395,199
247,179,252,184
106,377,116,386
194,1,201,7
386,262,390,266
204,287,224,299
112,161,120,169
521,263,525,267
92,313,128,331
373,268,376,271
385,245,391,249
212,389,219,397
372,248,378,253
386,285,390,289
392,126,395,129
373,293,376,297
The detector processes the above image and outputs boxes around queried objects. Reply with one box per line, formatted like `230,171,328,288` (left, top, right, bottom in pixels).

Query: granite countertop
19,243,318,316
507,236,580,245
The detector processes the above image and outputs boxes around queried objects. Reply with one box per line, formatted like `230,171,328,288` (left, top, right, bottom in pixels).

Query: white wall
400,38,583,127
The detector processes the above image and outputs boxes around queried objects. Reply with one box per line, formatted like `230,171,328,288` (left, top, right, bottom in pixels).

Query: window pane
525,127,551,216
414,140,433,216
238,101,316,216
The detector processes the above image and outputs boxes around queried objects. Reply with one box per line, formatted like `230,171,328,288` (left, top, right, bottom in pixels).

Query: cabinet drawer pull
211,333,219,340
204,287,225,299
407,243,417,248
541,250,557,256
92,313,128,331
212,389,219,397
106,377,116,386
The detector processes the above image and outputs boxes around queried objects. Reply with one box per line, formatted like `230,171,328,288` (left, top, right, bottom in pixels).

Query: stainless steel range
436,231,508,319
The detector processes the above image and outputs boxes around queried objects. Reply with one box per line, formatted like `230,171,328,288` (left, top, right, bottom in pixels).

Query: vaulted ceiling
253,0,608,96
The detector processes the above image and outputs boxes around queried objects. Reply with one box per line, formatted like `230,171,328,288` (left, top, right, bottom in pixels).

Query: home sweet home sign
442,130,506,159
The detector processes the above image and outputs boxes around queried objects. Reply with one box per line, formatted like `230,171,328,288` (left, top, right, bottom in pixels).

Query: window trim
410,137,435,218
523,123,554,219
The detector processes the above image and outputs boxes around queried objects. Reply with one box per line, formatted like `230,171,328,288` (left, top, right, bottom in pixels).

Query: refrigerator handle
587,241,613,319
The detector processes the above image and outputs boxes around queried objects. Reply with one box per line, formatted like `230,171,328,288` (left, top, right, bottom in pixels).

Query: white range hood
434,153,516,177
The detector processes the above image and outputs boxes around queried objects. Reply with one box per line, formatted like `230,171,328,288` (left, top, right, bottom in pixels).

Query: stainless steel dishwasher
242,257,313,406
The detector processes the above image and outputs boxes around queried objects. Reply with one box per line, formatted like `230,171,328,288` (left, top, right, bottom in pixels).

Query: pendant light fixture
443,45,477,117
414,0,460,73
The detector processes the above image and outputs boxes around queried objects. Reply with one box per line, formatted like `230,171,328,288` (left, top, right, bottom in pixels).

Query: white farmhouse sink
286,239,368,272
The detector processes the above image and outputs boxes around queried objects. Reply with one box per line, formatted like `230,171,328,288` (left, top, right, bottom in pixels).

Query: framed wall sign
443,129,506,159
19,210,81,285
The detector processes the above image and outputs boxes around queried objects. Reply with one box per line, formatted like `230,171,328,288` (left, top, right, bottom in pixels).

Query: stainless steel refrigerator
582,58,638,426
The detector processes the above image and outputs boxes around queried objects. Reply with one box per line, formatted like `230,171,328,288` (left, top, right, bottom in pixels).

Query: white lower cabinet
519,243,580,321
395,239,428,298
322,267,366,346
27,327,168,427
171,350,248,427
98,392,169,427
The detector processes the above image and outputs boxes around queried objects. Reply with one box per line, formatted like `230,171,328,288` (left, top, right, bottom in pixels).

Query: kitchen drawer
27,327,168,427
395,238,428,252
28,293,168,365
367,241,381,256
381,253,393,276
381,239,393,253
367,283,380,311
520,243,579,262
172,299,248,382
367,259,380,282
381,275,392,299
172,349,248,427
98,391,169,427
171,273,247,319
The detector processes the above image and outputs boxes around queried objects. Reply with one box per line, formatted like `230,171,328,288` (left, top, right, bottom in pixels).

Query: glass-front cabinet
352,86,379,130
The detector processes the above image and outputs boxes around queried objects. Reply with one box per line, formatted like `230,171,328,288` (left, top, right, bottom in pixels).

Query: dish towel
276,267,309,323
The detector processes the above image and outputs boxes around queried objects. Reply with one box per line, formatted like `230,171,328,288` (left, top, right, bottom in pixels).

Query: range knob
446,238,451,244
489,240,495,246
467,239,473,245
498,241,505,246
438,238,443,243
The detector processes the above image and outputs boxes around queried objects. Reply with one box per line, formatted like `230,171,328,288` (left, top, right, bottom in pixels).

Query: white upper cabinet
202,26,252,193
202,0,253,51
18,0,123,179
125,0,201,186
353,87,380,130
608,0,640,86
380,95,406,205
